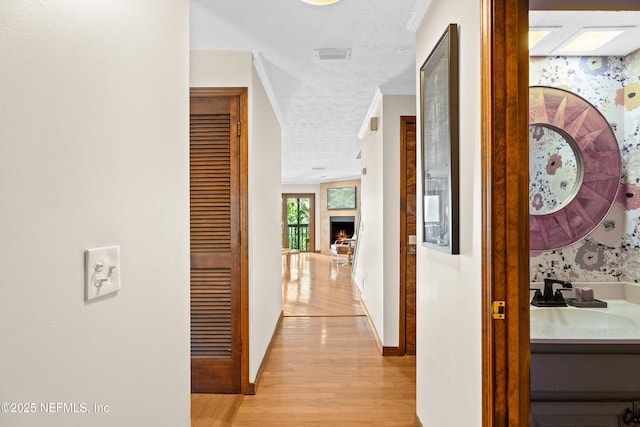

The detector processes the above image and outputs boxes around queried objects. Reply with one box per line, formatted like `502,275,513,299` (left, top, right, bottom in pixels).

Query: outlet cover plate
85,246,120,301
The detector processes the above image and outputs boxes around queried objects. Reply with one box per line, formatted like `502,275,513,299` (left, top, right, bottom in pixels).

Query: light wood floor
283,252,365,317
191,253,416,427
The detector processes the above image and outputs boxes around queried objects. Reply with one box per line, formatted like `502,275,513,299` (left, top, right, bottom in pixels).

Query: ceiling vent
315,48,352,61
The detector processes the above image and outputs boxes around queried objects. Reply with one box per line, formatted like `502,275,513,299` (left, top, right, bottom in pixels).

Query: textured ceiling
190,0,423,184
189,3,640,184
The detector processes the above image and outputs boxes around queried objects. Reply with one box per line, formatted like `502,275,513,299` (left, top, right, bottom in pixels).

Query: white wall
415,1,483,425
190,50,253,87
0,2,190,426
354,98,384,340
190,50,283,382
281,184,321,252
382,96,416,346
248,64,283,381
354,95,415,347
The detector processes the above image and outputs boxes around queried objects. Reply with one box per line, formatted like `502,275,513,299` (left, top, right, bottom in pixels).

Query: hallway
191,253,416,426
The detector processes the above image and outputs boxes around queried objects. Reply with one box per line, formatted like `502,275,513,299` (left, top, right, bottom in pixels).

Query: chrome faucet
530,278,573,307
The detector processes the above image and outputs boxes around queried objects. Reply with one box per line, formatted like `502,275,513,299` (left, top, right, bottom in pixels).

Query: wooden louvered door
190,89,242,393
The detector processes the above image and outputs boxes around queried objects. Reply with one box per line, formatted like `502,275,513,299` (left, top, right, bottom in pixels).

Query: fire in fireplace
329,216,355,245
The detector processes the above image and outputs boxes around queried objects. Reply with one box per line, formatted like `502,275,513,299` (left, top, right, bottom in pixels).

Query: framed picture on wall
419,23,460,254
327,186,357,210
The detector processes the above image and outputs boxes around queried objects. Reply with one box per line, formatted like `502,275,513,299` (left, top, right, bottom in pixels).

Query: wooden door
190,88,245,393
481,0,530,424
400,116,417,355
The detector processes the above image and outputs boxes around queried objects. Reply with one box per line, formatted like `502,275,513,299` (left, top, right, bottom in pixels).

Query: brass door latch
492,301,505,320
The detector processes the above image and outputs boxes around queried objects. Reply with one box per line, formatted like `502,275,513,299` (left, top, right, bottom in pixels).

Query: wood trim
190,253,232,268
399,116,409,356
360,300,383,354
281,196,288,248
238,88,250,396
414,414,424,427
481,0,530,425
382,347,402,357
190,87,246,98
360,300,403,357
248,311,284,395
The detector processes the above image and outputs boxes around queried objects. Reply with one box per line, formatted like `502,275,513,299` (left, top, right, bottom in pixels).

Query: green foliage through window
286,197,311,251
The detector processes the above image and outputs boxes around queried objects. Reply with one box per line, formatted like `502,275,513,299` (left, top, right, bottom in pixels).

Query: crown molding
252,51,285,127
406,0,432,32
358,88,383,140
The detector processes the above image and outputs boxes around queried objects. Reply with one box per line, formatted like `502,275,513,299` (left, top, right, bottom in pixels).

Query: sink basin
530,308,638,329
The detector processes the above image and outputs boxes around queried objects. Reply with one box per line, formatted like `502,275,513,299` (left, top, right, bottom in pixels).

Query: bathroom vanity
530,283,640,426
525,83,638,425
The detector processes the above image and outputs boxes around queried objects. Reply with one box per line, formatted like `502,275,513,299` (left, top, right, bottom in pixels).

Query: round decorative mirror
529,123,584,215
529,86,621,251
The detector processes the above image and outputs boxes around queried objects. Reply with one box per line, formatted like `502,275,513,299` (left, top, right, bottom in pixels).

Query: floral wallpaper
529,50,640,283
529,124,581,215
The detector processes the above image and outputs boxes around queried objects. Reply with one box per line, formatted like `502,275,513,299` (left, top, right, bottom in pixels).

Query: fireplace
329,216,355,245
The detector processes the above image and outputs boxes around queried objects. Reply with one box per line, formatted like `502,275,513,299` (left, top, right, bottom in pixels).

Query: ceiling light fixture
529,30,552,49
529,26,560,50
301,0,340,5
557,28,626,53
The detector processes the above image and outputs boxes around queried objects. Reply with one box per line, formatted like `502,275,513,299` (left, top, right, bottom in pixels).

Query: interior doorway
400,116,417,356
282,193,316,252
189,87,249,394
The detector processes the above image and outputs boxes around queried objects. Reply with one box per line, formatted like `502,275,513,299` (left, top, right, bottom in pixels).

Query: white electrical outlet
85,246,120,301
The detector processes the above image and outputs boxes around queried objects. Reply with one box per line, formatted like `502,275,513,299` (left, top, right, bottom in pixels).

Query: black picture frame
327,186,357,210
419,23,459,254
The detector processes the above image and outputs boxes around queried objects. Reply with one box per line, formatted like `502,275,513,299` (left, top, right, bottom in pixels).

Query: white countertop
529,282,640,344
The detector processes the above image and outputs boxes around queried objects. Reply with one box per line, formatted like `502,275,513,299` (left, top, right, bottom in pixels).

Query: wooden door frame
189,87,250,395
281,193,316,252
481,0,530,425
399,116,416,356
237,87,250,395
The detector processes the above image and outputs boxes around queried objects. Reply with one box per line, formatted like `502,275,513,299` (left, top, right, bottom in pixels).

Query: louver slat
190,269,232,358
190,113,232,359
190,114,231,254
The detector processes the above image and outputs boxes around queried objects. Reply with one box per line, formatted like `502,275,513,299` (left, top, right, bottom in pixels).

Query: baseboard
361,301,404,356
414,414,424,427
382,346,402,356
360,300,384,354
247,310,284,395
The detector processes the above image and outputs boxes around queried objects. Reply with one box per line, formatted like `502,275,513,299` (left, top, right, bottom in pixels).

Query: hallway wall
415,1,483,425
0,1,190,426
190,50,283,383
355,95,415,347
